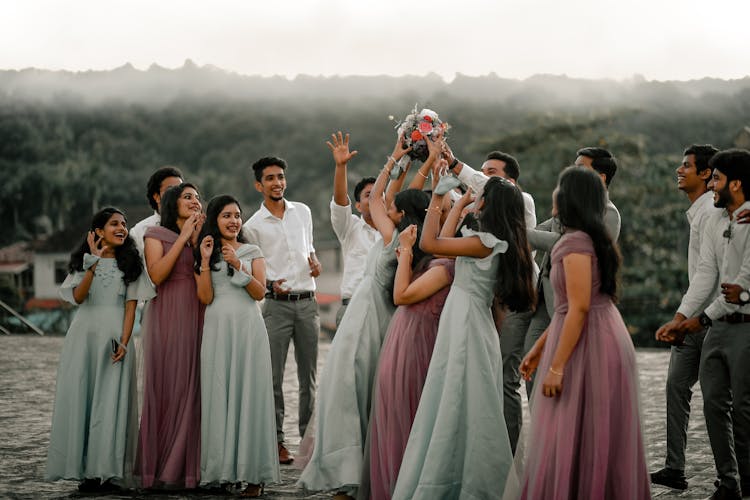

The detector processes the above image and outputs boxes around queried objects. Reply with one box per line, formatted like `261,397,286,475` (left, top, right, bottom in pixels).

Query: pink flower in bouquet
411,130,423,142
418,121,434,135
423,115,433,123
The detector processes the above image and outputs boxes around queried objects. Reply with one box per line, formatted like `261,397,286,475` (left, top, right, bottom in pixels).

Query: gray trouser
664,328,706,471
699,321,750,491
499,308,534,454
523,293,552,400
263,297,320,443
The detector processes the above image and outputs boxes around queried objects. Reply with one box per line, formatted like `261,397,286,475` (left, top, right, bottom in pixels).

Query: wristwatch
448,158,459,170
698,312,712,328
740,289,750,305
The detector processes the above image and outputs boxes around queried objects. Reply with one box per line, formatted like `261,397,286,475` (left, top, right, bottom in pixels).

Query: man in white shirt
129,166,184,258
243,156,321,465
327,132,380,327
449,150,538,453
659,149,750,500
651,144,718,491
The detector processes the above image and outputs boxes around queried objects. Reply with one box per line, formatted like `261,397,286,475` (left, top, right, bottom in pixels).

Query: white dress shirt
330,198,380,299
686,191,717,281
677,201,750,320
455,163,537,230
130,212,160,258
243,199,316,292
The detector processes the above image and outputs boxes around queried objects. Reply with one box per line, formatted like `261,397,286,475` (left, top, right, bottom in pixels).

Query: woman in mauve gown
136,183,206,489
513,166,650,500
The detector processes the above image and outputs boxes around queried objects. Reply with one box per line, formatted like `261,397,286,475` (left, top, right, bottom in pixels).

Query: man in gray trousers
659,149,750,500
651,144,718,491
243,156,322,465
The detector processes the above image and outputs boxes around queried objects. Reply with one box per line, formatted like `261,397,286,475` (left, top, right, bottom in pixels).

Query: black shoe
98,480,122,493
650,468,688,490
77,478,101,493
709,483,742,500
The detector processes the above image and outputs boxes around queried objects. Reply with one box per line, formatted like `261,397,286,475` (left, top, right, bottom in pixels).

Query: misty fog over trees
3,61,750,344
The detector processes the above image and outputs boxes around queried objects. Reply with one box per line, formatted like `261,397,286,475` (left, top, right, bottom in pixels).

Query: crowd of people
42,125,750,499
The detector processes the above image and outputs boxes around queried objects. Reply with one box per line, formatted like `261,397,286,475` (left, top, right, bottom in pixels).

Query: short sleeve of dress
59,272,85,305
460,227,509,254
228,244,264,287
552,230,596,262
126,269,157,302
429,257,456,282
237,243,263,262
144,225,178,244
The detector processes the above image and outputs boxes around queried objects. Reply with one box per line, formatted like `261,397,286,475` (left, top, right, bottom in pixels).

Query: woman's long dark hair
478,177,536,313
68,207,143,285
556,166,621,299
193,195,248,275
160,182,199,234
394,188,432,272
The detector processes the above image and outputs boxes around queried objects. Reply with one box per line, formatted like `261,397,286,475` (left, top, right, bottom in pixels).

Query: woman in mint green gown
299,135,431,499
393,174,536,499
46,208,153,492
195,195,279,497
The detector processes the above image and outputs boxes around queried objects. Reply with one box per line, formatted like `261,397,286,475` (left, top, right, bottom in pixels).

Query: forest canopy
2,66,750,345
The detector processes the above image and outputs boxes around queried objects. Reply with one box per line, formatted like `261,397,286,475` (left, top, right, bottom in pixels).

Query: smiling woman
193,195,279,495
136,183,207,489
45,207,153,492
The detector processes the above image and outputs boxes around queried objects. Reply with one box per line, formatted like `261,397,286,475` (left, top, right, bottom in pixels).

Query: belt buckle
289,292,301,301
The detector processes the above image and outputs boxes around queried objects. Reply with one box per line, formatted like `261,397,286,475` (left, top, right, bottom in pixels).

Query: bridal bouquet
392,106,449,162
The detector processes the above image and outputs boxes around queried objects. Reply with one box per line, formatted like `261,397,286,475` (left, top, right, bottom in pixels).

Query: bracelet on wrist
549,367,563,376
425,206,442,213
417,170,429,179
397,247,413,256
448,158,459,170
387,155,397,164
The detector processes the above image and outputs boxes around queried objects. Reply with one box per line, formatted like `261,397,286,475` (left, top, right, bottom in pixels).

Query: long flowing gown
367,258,455,500
136,225,205,489
392,229,513,499
512,230,650,500
298,230,399,494
200,244,280,485
46,255,153,484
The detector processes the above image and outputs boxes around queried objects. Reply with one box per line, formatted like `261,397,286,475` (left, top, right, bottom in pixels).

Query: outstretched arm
328,131,358,207
419,161,492,258
370,134,411,245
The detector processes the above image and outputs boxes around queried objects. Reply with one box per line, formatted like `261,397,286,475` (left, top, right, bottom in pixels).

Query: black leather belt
717,313,750,324
265,291,314,301
342,298,351,306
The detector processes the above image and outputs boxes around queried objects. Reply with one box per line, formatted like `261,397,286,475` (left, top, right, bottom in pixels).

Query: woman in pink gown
515,166,650,499
136,183,206,489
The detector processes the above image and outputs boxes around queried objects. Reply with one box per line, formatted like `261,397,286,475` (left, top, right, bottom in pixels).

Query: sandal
240,483,265,498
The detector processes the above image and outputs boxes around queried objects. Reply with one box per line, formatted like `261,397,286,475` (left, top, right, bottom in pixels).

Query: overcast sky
3,0,749,81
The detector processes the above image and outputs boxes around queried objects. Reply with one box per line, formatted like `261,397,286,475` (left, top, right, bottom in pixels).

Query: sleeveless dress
511,231,650,499
136,225,205,488
46,254,154,484
298,230,399,494
200,244,280,486
367,258,455,500
392,229,513,499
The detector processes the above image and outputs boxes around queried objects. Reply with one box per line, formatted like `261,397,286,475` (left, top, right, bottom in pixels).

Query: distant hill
2,61,750,345
1,60,748,108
